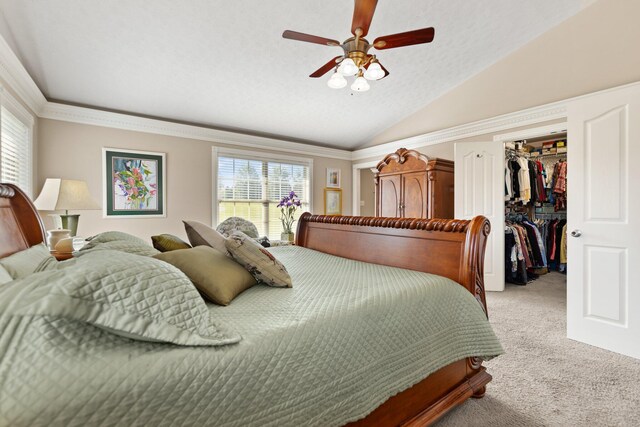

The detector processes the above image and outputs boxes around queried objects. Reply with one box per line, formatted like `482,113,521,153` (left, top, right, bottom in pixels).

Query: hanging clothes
553,160,567,211
505,158,513,200
504,153,552,207
535,160,547,202
504,216,549,285
517,157,531,203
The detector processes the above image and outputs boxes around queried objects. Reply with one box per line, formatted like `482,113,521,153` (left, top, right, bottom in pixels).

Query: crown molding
351,103,568,160
353,80,640,160
0,35,46,115
40,102,353,160
493,122,567,142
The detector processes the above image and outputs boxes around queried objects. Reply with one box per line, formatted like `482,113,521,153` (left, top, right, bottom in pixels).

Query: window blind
217,155,310,239
0,104,32,196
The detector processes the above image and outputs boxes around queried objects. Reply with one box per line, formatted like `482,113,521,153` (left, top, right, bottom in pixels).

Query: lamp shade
364,62,385,80
327,71,347,89
33,179,100,211
338,58,358,76
351,75,370,92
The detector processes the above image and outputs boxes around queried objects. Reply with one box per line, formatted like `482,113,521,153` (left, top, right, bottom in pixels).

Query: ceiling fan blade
373,27,435,50
378,62,390,79
282,30,340,47
351,0,378,37
309,56,343,78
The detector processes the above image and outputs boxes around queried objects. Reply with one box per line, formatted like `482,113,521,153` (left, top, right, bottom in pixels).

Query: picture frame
102,148,166,218
324,187,342,216
326,167,341,188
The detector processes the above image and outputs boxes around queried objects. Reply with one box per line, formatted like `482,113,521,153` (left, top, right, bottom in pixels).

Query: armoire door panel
379,175,401,217
375,149,454,220
402,172,427,218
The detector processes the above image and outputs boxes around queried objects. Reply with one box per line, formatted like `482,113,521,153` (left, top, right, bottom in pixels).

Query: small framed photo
103,148,166,218
326,168,341,188
324,188,342,216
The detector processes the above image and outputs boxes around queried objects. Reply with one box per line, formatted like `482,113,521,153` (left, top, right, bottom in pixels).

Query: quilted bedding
0,245,502,427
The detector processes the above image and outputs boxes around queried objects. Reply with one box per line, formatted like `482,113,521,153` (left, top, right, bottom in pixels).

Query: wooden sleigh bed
0,183,492,426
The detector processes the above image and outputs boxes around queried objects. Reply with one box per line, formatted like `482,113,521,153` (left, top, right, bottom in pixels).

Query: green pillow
154,246,257,306
0,244,57,280
0,265,13,285
151,234,192,252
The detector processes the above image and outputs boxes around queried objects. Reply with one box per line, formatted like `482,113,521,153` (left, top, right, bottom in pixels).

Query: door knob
570,229,582,238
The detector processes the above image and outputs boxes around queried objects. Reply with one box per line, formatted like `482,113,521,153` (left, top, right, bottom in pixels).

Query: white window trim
0,84,35,196
211,146,314,228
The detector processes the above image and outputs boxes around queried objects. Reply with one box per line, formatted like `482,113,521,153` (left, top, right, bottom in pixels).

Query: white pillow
0,243,57,280
225,231,292,288
183,220,229,255
1,250,240,347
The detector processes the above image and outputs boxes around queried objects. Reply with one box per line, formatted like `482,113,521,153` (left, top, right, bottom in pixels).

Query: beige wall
37,118,351,240
359,168,376,216
368,0,640,146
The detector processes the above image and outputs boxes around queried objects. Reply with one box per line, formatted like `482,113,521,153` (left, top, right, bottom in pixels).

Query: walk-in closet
504,133,567,286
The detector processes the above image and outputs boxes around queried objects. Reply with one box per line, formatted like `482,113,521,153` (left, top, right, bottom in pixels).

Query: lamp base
60,214,80,237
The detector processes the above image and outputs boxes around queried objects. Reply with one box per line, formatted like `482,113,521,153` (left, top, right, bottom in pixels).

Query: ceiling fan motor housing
342,37,372,68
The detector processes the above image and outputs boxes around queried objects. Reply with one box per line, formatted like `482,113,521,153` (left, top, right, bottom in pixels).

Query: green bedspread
0,245,502,427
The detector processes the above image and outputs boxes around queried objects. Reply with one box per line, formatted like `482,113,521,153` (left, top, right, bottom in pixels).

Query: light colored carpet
437,272,640,427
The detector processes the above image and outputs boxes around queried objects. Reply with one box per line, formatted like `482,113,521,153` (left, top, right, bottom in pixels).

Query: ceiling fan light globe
364,62,385,80
339,58,359,76
351,76,370,92
327,72,347,89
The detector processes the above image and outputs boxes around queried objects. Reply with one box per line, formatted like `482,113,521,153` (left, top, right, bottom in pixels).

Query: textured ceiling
0,0,585,149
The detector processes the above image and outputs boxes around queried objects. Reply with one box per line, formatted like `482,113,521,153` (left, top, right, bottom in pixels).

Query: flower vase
281,232,294,243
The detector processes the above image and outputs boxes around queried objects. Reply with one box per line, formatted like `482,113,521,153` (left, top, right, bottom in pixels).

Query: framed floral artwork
326,168,341,188
103,148,166,218
324,187,342,215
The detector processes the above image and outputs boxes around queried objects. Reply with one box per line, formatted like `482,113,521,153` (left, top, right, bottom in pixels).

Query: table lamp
33,179,100,236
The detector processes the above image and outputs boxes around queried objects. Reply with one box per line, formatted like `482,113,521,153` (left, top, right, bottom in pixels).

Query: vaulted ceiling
0,0,586,149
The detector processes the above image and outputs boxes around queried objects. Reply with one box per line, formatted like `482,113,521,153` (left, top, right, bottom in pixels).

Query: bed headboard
296,213,490,314
0,183,46,259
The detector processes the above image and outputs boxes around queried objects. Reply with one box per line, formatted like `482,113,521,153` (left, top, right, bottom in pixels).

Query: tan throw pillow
225,231,292,288
183,220,228,255
154,246,257,306
151,234,192,252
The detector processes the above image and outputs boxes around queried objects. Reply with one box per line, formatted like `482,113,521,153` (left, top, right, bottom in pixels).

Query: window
0,90,33,196
215,149,312,239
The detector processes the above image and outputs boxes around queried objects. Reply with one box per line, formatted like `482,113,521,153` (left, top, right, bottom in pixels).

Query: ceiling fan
282,0,435,92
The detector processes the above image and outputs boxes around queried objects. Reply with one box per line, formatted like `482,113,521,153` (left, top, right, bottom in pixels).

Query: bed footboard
295,213,490,315
296,213,493,425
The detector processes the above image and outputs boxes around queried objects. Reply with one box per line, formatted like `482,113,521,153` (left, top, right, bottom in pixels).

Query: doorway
454,123,568,292
503,133,568,294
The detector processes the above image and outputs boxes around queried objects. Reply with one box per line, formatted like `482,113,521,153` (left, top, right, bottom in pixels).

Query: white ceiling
0,0,585,149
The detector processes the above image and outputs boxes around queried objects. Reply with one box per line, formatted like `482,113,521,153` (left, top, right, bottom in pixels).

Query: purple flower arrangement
277,191,302,234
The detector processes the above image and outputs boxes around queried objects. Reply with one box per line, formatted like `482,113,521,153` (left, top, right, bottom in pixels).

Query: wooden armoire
374,148,454,219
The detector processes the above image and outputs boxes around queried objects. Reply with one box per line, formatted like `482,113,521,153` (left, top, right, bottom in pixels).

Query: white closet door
567,83,640,359
454,141,505,292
